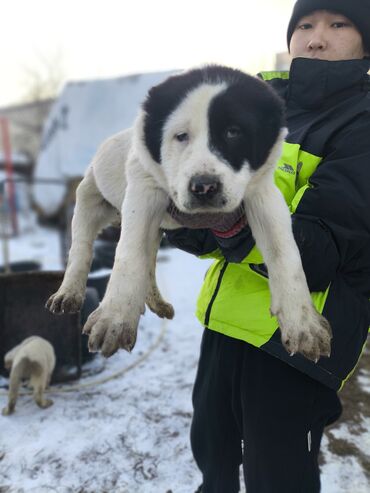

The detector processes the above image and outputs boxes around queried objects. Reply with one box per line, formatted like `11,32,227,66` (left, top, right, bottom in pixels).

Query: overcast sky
0,0,295,107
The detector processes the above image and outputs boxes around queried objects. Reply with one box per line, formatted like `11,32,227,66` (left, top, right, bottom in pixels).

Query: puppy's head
141,65,285,213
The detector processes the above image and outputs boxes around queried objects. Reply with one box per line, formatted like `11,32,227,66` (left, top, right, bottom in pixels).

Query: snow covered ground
0,219,369,492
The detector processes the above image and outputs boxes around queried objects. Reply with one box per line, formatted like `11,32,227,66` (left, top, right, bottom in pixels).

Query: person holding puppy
166,0,370,491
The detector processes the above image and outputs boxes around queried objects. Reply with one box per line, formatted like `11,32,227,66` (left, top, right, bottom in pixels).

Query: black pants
191,329,342,493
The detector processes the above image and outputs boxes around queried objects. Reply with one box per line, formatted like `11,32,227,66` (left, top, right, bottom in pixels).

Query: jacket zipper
204,261,228,327
249,263,269,278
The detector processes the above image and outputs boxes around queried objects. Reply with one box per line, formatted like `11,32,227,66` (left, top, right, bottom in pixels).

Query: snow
0,218,369,492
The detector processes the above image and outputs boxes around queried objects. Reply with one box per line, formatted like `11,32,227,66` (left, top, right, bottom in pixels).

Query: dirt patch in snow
323,347,370,479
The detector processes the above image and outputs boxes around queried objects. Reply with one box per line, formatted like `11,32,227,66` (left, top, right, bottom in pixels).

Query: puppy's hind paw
146,299,175,320
2,405,15,416
37,398,54,409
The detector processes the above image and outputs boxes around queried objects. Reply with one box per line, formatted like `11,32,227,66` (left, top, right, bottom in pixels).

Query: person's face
290,10,368,61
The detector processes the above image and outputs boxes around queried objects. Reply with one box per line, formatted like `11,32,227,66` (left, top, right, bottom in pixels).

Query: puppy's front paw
275,304,332,362
46,288,84,314
82,305,141,357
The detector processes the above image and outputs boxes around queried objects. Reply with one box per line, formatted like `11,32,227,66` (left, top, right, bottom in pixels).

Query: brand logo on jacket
278,163,295,175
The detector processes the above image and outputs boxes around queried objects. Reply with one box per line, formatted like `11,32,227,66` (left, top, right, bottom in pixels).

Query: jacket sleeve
164,225,256,260
290,215,340,292
292,113,370,292
164,228,219,257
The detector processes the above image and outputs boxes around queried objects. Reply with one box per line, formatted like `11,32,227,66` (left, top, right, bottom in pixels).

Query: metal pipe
0,117,18,236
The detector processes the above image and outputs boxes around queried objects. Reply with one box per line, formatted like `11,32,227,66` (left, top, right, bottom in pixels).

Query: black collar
287,58,370,109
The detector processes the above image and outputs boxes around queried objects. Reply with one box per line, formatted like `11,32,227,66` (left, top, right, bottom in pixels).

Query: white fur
244,134,331,359
46,77,332,361
2,336,56,415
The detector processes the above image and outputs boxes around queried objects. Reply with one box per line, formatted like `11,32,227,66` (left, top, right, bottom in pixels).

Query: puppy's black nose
189,175,221,199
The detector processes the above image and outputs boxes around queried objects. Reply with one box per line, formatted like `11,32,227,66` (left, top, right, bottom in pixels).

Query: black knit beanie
287,0,370,53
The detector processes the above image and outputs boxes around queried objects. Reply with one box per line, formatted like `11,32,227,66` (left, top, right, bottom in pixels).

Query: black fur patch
143,65,281,164
208,77,285,171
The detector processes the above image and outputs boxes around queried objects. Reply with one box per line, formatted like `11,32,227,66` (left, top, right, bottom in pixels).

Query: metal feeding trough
0,270,86,383
0,260,41,274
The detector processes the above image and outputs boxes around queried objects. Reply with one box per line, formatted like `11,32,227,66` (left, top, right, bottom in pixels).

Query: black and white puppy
46,65,332,361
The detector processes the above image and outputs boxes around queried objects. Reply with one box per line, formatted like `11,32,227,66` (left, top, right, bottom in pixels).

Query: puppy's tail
10,357,30,385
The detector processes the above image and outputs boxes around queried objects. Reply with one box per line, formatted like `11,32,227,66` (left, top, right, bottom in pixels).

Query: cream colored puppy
2,336,56,416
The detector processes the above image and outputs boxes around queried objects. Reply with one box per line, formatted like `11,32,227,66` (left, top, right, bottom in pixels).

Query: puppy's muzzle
189,174,222,204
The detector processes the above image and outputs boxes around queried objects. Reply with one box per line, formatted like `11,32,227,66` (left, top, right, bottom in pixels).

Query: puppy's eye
175,132,189,142
225,126,242,140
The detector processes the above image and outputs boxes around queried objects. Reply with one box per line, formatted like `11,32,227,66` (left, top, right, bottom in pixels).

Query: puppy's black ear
142,69,205,163
143,68,215,163
142,84,167,164
208,77,285,171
